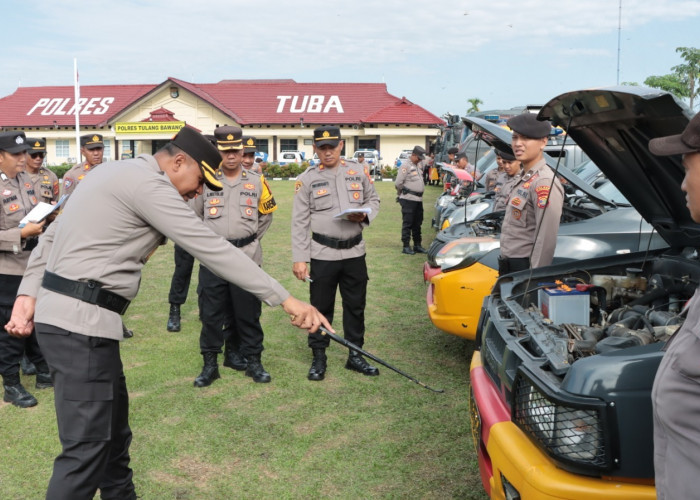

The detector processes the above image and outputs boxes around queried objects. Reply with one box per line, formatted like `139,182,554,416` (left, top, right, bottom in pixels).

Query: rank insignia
316,189,328,196
83,164,90,171
536,185,551,208
245,207,254,217
31,196,37,204
43,175,49,181
347,169,357,175
244,183,255,190
246,198,253,206
209,198,221,206
294,180,302,193
9,203,19,212
78,175,85,181
523,182,531,189
511,197,522,207
319,165,325,170
512,208,522,220
352,192,360,200
2,189,10,196
350,183,360,190
25,182,32,189
209,207,218,216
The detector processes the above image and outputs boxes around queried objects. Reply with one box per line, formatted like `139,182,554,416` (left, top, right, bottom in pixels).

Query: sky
1,0,699,118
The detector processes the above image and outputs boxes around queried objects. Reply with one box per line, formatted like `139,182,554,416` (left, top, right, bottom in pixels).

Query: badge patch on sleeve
9,203,19,212
511,197,522,207
294,180,303,193
245,207,254,217
536,185,550,208
512,208,522,220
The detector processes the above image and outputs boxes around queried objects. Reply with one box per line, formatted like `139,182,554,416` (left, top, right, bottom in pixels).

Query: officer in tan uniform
241,136,263,174
492,150,522,212
62,133,104,197
191,126,277,386
483,151,504,192
0,131,52,408
499,113,564,273
292,125,381,381
395,145,427,254
25,138,59,203
4,127,330,500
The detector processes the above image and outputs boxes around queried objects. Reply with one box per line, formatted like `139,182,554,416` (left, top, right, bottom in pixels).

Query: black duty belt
312,232,363,250
228,234,256,248
42,271,131,315
401,188,423,197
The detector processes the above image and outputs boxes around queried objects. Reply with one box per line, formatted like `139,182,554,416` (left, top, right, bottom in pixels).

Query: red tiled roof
0,84,154,128
141,107,179,122
363,96,444,125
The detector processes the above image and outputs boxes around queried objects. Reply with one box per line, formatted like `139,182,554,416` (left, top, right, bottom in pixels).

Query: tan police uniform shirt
62,161,98,197
191,168,274,266
292,159,380,263
493,171,522,212
28,167,59,203
18,154,289,340
395,159,425,202
483,168,500,192
499,158,564,268
0,171,39,275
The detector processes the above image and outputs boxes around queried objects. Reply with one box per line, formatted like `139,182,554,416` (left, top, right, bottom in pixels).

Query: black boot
35,372,53,389
223,347,248,371
20,355,36,376
3,375,38,408
245,354,271,383
167,303,181,332
413,245,427,254
307,348,327,381
193,353,220,387
402,246,415,255
345,350,380,376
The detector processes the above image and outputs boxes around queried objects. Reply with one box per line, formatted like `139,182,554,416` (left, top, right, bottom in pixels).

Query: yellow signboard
115,121,185,134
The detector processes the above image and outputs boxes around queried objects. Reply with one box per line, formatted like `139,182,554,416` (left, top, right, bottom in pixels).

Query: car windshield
361,152,376,159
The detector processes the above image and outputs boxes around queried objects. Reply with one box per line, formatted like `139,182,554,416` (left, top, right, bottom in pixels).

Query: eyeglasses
30,153,45,159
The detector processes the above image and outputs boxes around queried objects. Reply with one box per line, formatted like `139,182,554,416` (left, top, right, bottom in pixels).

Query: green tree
644,46,700,109
466,97,483,113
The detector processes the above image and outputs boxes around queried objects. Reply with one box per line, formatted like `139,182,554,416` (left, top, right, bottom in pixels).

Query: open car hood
440,165,474,182
462,116,613,206
539,86,699,248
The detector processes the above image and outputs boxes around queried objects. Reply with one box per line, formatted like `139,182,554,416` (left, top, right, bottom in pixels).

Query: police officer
395,145,427,255
492,150,522,212
499,114,563,273
292,125,381,381
62,133,104,197
5,126,330,500
25,138,59,203
241,136,263,174
483,151,503,192
0,131,52,408
649,112,700,500
446,146,458,165
192,125,277,386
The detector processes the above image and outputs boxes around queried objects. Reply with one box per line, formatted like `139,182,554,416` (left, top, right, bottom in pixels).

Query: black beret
170,127,223,191
507,113,551,139
81,134,104,149
447,147,459,155
0,131,29,153
27,137,46,154
456,152,468,161
498,149,516,161
314,125,341,147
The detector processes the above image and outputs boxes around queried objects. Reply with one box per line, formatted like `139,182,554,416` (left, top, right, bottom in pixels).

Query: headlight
434,237,500,270
447,202,491,225
514,376,609,470
437,195,454,208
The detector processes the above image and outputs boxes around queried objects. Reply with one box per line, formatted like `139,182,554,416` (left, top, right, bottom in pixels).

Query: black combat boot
35,372,53,389
245,354,271,383
193,352,220,387
3,374,38,408
223,347,248,371
307,348,327,381
167,303,181,332
345,350,380,376
20,354,36,375
402,246,415,255
413,244,427,254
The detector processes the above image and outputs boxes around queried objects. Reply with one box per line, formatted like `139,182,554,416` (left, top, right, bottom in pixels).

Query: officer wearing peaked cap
499,113,564,273
25,138,59,204
242,136,263,174
62,133,105,198
190,125,278,387
0,131,52,409
292,125,381,381
395,145,427,254
4,126,330,499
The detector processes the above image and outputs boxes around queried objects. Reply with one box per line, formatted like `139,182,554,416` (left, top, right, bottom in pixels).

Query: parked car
394,149,413,167
470,86,696,499
278,151,305,166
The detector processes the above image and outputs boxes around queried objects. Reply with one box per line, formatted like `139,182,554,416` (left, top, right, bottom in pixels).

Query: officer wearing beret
0,131,52,408
292,125,381,381
191,125,278,386
499,113,564,273
241,136,263,174
395,145,427,255
5,126,330,499
649,112,700,500
446,146,459,165
25,138,59,204
62,133,104,197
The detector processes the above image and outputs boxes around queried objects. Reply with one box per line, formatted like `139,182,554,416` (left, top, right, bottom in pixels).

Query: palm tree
467,98,483,114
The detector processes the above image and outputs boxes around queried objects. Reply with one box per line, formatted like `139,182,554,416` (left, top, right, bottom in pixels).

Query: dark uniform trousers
168,244,195,305
308,256,368,349
0,275,47,380
36,323,136,500
197,265,264,356
399,199,423,247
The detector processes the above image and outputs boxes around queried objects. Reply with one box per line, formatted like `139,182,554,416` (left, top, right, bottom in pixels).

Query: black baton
319,326,445,393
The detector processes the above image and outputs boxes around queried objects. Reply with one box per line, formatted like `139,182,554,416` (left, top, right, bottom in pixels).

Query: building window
56,140,70,157
256,139,269,154
103,139,111,160
280,139,298,151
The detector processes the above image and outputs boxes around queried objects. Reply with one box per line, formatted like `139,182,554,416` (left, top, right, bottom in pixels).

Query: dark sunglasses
30,153,45,159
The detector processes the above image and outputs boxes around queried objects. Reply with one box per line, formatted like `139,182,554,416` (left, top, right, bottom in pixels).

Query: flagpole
74,58,82,165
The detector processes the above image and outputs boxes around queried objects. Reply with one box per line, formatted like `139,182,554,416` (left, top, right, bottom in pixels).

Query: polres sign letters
276,95,344,113
26,97,115,116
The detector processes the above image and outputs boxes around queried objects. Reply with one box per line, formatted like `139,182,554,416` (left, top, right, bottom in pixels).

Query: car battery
538,285,590,326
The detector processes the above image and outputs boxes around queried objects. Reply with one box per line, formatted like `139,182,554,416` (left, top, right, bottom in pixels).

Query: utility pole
616,0,622,85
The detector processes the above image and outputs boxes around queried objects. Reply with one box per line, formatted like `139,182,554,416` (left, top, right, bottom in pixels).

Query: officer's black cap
314,125,341,147
242,136,257,153
81,133,104,150
203,134,217,147
412,146,426,160
649,112,700,156
456,152,468,161
447,147,459,155
27,137,46,154
170,127,223,191
0,131,29,153
214,126,243,151
507,113,551,139
498,150,516,161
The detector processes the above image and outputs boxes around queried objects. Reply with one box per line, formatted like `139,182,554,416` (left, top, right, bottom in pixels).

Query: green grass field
0,180,486,499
